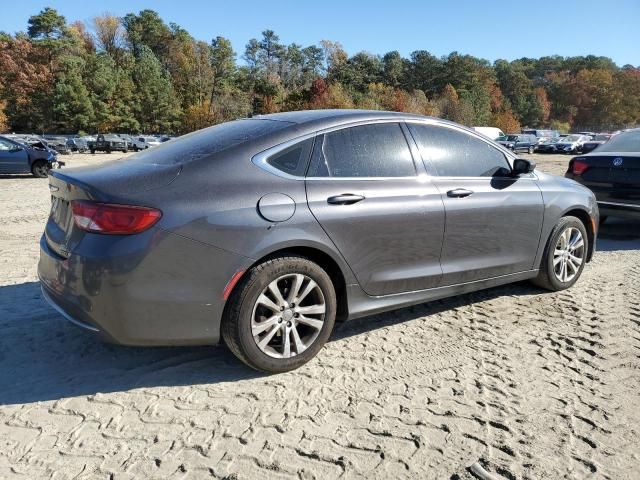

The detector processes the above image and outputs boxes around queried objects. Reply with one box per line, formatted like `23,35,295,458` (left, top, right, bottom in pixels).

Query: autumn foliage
0,8,639,134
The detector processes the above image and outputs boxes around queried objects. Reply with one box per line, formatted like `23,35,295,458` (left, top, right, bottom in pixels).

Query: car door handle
447,188,474,198
327,194,365,205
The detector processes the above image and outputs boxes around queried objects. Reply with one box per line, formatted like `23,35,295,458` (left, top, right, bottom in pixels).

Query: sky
1,0,639,66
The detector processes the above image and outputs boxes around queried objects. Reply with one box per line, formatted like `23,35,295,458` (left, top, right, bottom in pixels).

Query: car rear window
596,130,640,153
127,119,292,165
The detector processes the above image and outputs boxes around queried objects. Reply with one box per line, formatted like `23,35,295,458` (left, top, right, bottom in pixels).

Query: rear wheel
31,161,49,178
222,256,337,373
528,145,535,154
532,216,588,291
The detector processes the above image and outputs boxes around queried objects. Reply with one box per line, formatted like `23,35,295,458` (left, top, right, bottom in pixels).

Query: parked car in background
580,134,612,154
566,128,639,222
497,134,538,153
555,134,591,154
522,129,560,140
473,126,505,141
39,110,597,373
135,135,162,149
88,134,129,154
0,135,63,177
43,136,73,155
535,137,561,153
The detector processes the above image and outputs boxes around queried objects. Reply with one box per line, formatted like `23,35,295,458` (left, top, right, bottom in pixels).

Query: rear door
407,122,545,285
306,122,445,296
0,138,30,173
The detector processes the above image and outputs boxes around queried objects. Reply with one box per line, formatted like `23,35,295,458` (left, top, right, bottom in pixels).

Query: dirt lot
1,152,639,479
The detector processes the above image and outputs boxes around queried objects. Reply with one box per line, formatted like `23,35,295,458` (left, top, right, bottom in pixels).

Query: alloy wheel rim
251,273,326,359
36,164,48,176
553,227,585,283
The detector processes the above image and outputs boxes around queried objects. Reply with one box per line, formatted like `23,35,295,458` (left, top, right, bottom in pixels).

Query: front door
0,138,30,174
407,122,545,285
306,122,445,296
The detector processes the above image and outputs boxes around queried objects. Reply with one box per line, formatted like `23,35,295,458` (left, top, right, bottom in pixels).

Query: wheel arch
253,246,349,321
562,207,595,262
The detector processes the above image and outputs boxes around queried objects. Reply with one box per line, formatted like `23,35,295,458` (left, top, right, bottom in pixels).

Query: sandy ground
0,151,639,479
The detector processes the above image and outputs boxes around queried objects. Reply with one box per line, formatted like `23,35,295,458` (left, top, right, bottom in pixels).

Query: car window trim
253,119,426,181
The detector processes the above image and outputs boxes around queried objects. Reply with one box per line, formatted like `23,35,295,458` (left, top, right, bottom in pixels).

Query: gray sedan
38,110,598,372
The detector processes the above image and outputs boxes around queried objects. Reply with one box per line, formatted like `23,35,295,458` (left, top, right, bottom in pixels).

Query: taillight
571,158,589,175
71,201,162,234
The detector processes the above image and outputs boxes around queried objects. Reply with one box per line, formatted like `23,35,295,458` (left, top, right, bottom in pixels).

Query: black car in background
0,135,63,177
566,129,639,222
497,134,538,154
88,134,129,154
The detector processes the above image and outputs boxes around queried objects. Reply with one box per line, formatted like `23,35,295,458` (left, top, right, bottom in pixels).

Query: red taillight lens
572,159,589,175
71,201,162,234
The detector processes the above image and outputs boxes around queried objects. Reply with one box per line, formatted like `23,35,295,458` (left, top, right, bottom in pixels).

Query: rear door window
408,123,511,177
309,123,416,177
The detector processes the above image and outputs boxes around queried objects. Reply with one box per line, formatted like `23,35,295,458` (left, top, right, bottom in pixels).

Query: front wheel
222,256,337,373
31,161,49,178
532,216,588,291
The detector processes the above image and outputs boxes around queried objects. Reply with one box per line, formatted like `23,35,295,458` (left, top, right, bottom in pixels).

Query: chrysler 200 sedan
38,110,598,372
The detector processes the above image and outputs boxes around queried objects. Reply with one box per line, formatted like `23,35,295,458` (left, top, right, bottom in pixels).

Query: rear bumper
38,230,253,346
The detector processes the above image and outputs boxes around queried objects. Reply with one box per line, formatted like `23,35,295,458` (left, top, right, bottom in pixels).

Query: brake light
572,159,589,175
71,201,162,234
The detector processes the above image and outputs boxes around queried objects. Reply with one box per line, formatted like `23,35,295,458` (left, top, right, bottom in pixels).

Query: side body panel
430,176,545,284
306,176,445,295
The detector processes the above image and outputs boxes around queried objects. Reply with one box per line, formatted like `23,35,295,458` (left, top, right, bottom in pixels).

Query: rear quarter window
266,138,314,176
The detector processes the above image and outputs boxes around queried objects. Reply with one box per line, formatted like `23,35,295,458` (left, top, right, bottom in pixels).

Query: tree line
1,7,639,135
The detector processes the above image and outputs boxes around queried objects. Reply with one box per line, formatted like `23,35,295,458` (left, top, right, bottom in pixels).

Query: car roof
252,109,444,131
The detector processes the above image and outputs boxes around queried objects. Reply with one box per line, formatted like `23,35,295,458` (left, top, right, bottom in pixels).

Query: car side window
309,123,416,178
407,123,512,178
266,137,314,176
0,139,13,151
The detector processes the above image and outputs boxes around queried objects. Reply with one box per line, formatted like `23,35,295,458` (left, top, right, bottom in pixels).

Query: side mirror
512,158,536,175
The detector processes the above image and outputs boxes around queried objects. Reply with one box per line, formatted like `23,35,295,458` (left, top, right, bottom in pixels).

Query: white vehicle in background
473,126,505,141
136,136,162,149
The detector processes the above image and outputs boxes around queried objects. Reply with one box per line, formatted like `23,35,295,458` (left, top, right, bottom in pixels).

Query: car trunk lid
45,161,180,258
573,153,640,204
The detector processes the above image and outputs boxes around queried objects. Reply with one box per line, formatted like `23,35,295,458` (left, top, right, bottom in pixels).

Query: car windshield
595,130,640,152
562,135,581,142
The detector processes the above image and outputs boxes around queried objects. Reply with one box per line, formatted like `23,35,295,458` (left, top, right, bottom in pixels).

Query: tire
123,148,128,153
532,216,588,291
106,148,111,154
31,161,49,178
528,145,535,154
222,256,337,373
90,149,95,154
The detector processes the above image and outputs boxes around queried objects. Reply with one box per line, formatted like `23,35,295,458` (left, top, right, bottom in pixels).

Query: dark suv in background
497,134,538,154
